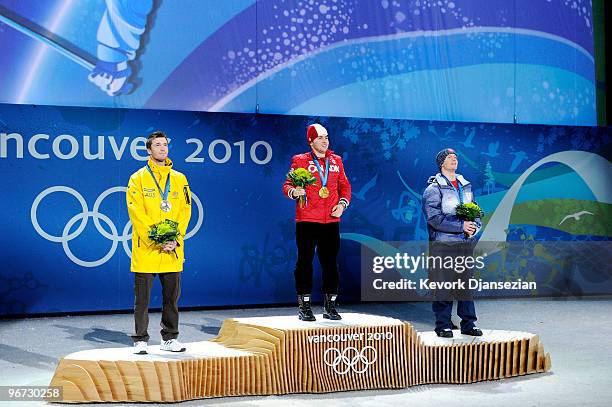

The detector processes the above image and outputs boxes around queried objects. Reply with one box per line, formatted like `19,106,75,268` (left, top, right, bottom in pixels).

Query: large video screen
0,0,597,125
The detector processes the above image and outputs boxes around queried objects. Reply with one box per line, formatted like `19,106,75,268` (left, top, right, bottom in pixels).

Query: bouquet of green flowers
455,202,484,221
148,219,180,254
287,167,317,208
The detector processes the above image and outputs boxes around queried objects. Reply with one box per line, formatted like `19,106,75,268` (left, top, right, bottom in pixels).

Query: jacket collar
147,157,173,175
434,173,469,186
310,149,334,159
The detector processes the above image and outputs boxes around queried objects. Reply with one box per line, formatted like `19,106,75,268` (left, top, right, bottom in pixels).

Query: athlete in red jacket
282,123,352,321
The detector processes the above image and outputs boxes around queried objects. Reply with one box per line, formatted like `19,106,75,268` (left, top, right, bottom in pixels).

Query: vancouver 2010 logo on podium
323,346,378,375
31,186,204,268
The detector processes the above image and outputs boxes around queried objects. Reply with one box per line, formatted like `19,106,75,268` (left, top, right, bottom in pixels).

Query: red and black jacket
282,150,351,223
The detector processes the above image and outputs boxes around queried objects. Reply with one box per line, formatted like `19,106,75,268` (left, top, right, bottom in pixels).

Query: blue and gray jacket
422,173,482,242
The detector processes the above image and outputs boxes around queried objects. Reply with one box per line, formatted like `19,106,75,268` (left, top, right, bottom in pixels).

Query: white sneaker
133,341,148,354
160,339,186,352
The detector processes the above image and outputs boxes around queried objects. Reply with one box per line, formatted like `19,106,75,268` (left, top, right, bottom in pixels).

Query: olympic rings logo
323,346,377,375
31,186,204,268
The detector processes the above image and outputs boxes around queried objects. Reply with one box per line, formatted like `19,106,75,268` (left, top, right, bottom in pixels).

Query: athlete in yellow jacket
126,131,192,354
127,159,191,272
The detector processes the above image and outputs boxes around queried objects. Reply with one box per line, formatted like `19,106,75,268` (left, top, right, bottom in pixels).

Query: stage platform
48,313,550,403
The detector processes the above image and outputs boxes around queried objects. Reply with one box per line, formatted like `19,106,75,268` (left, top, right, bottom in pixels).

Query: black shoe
461,327,483,336
436,329,453,338
322,294,342,320
298,294,316,321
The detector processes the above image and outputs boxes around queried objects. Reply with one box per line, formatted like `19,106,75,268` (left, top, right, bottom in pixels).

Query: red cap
307,123,328,144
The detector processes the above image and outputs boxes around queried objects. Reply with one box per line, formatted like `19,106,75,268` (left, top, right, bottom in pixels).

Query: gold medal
319,187,329,199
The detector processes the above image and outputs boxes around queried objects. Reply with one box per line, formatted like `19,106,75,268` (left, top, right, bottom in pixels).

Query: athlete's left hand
162,241,178,252
331,205,344,218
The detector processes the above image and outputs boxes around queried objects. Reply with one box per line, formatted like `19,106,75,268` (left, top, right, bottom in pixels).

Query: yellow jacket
126,158,192,273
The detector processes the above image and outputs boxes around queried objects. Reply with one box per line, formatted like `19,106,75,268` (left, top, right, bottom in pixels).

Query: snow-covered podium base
48,313,551,403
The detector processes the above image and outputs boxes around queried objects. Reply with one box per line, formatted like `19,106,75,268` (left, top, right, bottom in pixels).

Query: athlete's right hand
292,187,306,198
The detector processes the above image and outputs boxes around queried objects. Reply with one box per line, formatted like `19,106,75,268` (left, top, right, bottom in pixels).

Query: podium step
48,313,551,402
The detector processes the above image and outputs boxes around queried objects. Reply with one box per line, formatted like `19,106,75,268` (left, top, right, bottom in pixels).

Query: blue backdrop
0,103,610,316
0,0,597,125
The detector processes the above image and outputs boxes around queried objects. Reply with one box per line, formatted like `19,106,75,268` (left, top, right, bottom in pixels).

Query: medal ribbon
146,165,171,202
310,153,329,188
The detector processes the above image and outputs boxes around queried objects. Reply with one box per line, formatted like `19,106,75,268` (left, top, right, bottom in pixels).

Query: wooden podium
49,313,551,403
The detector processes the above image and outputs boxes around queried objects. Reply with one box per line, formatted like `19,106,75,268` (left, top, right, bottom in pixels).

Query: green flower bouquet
287,167,317,208
148,219,180,255
455,202,484,221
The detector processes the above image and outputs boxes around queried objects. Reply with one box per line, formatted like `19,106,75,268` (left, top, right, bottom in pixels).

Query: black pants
132,272,181,342
294,222,340,295
429,241,477,333
432,300,477,333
